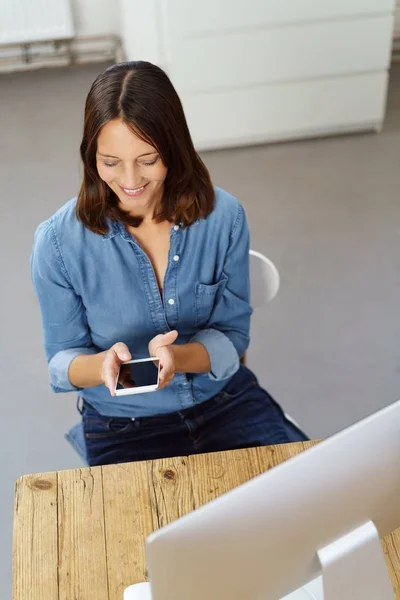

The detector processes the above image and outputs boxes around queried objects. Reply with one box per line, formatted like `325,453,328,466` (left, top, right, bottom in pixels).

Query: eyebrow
97,152,157,159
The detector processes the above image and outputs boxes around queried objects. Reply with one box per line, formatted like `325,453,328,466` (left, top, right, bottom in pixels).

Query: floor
1,62,399,596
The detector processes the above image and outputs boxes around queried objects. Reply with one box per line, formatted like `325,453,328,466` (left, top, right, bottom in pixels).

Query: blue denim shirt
31,187,252,417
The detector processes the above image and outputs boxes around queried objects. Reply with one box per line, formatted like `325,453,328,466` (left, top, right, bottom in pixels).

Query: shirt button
173,225,179,231
168,298,175,305
173,255,180,262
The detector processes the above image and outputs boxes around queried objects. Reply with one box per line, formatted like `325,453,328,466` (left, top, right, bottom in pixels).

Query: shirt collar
102,219,185,241
102,219,121,240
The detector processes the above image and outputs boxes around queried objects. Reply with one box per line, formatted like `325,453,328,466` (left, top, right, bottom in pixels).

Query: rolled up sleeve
31,221,97,393
191,328,239,381
194,204,252,381
49,347,98,392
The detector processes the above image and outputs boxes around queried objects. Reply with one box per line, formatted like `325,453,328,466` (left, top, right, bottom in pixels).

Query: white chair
249,249,280,308
248,249,304,433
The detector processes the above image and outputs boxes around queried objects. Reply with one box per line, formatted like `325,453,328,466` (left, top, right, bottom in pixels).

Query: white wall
70,0,120,37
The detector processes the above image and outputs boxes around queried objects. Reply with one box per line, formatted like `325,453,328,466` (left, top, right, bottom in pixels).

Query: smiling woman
30,61,307,467
77,61,213,233
95,120,168,218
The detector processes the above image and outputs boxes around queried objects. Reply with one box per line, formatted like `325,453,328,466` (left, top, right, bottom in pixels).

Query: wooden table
13,441,400,599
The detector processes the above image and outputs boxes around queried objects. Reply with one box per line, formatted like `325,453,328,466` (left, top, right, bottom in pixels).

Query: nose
119,164,143,189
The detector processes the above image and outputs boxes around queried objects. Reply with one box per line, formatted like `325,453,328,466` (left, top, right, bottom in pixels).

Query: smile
118,182,149,197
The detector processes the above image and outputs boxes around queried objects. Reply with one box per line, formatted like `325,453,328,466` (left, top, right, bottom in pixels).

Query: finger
151,331,178,355
159,361,174,385
161,330,178,347
102,355,119,395
105,371,117,395
163,372,175,385
112,342,131,363
159,346,174,370
158,374,175,390
105,373,118,395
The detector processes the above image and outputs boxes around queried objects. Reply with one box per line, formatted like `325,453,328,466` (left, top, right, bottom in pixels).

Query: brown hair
76,61,214,234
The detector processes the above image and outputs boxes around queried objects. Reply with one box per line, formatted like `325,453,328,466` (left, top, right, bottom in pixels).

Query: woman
31,61,307,466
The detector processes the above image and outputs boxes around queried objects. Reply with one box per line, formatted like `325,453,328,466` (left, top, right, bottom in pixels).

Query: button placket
133,244,168,333
163,224,180,324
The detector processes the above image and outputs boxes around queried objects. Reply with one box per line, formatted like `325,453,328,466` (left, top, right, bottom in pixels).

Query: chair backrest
249,249,280,308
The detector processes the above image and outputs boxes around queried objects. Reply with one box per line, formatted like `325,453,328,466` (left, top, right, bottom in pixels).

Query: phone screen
116,359,160,391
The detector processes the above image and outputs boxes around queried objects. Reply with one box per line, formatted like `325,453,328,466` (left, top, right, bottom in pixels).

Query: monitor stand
284,521,393,600
124,521,393,600
124,582,152,600
123,581,321,600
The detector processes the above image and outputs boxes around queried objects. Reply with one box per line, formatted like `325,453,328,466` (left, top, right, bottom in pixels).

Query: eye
142,157,159,167
104,162,118,167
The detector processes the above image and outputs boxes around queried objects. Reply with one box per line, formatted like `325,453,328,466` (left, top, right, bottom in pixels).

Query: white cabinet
395,0,400,33
120,0,397,150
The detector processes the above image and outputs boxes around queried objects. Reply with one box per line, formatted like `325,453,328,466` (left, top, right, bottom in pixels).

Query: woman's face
96,118,167,216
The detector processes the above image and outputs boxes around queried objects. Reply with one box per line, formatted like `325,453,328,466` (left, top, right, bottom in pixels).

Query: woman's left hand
148,330,178,390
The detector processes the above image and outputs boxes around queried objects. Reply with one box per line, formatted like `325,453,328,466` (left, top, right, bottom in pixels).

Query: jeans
81,365,308,467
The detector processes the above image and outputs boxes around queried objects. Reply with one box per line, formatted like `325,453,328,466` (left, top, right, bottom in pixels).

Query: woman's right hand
100,342,132,396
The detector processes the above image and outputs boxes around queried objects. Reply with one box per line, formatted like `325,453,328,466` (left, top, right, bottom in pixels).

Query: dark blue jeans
82,366,308,466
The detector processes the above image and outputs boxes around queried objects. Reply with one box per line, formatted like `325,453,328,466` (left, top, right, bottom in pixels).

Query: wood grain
189,447,262,507
382,530,400,598
57,466,109,600
102,461,154,599
188,443,319,509
256,440,319,471
12,443,400,599
13,473,58,600
148,456,194,528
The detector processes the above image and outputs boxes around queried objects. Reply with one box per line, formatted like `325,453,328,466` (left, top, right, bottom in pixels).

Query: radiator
0,0,74,45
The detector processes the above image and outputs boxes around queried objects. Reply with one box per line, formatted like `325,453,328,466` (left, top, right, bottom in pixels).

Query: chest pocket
195,275,228,327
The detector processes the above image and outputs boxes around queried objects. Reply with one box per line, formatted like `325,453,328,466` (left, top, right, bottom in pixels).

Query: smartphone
114,358,160,396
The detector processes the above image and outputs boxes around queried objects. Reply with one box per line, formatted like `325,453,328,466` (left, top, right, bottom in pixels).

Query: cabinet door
165,16,393,92
182,72,388,150
162,0,396,36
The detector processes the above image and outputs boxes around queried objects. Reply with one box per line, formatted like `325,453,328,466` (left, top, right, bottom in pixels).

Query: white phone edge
115,385,158,396
114,357,160,396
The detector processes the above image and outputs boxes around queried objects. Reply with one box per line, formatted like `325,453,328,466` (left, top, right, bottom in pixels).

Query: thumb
112,342,131,362
161,330,178,346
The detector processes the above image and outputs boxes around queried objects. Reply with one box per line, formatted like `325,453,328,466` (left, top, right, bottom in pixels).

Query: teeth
123,186,144,193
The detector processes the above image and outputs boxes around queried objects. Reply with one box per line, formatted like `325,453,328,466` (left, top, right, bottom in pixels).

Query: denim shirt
31,187,252,417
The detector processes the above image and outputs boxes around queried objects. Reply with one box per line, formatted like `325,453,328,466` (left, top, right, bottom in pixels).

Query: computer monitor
125,400,400,600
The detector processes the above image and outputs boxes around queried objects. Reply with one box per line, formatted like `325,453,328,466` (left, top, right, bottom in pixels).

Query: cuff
191,329,239,381
49,347,98,393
